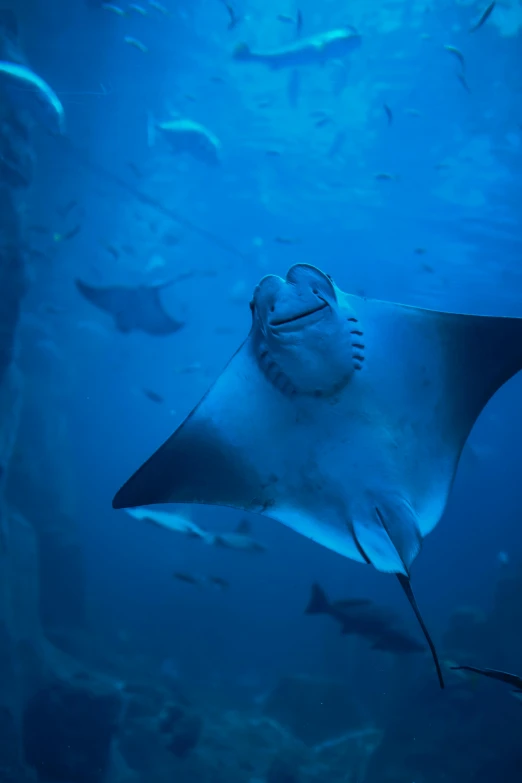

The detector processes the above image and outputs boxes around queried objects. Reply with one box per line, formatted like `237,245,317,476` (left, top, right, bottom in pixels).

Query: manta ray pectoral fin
112,413,270,510
113,340,276,511
426,308,522,435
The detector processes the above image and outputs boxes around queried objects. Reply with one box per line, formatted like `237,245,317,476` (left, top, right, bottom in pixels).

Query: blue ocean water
1,1,522,782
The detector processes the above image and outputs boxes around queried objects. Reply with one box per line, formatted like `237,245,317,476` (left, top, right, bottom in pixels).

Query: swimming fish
113,263,522,688
444,45,466,73
142,388,164,404
173,571,202,586
148,0,169,14
125,507,207,539
129,3,147,15
54,224,81,242
173,572,229,590
211,519,266,552
383,103,393,126
457,73,471,93
315,116,332,128
75,278,184,335
57,199,78,217
104,243,120,260
208,575,230,590
0,61,65,134
232,28,361,70
220,0,240,30
124,36,148,54
148,115,221,166
469,2,495,33
305,583,424,653
101,3,127,15
274,236,300,245
328,130,347,158
296,10,303,37
375,172,397,181
450,665,522,694
127,162,143,178
306,583,373,622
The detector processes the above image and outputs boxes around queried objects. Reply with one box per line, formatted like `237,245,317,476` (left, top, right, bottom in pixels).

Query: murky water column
0,11,45,783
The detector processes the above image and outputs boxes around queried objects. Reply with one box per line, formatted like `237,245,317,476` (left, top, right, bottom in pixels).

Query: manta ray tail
397,573,444,689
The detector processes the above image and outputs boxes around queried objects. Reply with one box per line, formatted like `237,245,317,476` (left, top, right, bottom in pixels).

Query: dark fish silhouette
55,224,81,242
306,583,373,624
208,575,230,590
444,45,466,73
211,518,266,552
173,571,201,586
457,73,471,93
220,0,240,30
450,665,522,693
296,9,303,37
383,103,393,125
56,198,78,217
75,278,184,335
143,388,164,404
306,583,425,654
173,571,229,590
469,2,495,33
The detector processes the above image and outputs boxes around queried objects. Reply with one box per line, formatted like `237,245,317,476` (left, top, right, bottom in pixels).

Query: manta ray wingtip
112,490,127,510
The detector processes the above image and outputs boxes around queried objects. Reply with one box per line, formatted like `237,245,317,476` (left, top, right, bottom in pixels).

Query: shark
112,263,522,688
232,28,361,70
75,278,184,335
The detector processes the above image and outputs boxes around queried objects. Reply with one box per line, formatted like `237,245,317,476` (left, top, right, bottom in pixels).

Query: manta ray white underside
113,264,522,688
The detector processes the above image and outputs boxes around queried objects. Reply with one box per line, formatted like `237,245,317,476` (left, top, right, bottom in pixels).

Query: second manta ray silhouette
75,278,184,335
112,263,522,689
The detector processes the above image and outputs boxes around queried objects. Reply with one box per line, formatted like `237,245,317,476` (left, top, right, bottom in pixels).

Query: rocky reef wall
0,6,88,780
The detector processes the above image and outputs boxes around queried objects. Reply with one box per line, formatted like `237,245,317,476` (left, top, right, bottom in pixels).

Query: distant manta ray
112,263,522,689
75,278,184,335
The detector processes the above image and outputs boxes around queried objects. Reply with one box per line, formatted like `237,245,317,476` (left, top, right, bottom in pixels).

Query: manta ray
113,264,522,688
75,278,184,335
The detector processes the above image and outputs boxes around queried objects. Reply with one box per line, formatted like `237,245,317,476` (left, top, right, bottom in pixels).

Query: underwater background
0,0,521,781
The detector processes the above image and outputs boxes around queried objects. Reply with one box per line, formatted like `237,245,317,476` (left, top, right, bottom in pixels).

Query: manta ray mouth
271,301,328,328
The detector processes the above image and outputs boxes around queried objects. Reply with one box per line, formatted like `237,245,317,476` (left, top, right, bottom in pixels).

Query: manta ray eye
249,300,255,312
